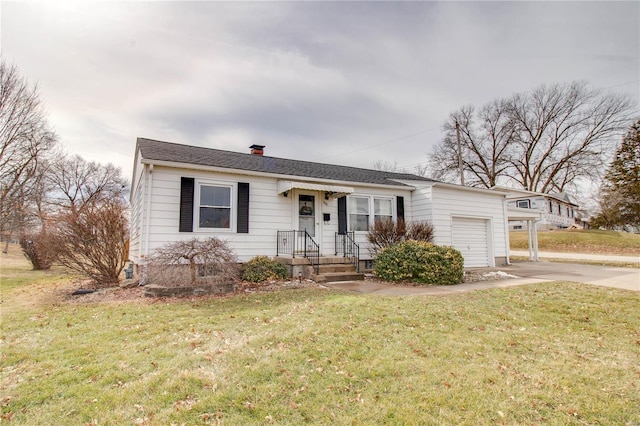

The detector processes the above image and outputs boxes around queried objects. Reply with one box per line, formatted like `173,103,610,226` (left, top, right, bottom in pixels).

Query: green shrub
242,256,290,282
374,240,464,285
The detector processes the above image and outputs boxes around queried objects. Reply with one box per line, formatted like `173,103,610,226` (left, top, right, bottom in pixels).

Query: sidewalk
325,277,550,296
510,250,639,263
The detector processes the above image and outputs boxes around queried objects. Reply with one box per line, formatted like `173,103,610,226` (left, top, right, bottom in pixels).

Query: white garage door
452,217,490,267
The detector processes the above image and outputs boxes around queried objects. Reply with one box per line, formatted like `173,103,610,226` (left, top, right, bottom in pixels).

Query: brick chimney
250,144,265,156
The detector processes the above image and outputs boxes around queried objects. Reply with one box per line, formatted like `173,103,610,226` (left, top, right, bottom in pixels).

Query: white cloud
1,1,638,180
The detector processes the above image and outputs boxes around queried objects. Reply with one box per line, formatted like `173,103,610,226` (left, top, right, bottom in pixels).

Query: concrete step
318,256,355,265
312,272,365,283
317,264,356,273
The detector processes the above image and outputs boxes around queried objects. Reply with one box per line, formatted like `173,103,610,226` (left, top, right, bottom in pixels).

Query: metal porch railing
335,231,360,272
276,230,320,273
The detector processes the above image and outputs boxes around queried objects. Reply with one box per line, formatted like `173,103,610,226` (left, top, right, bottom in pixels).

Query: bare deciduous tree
47,155,126,212
373,160,429,177
430,101,514,187
429,82,634,193
0,59,57,250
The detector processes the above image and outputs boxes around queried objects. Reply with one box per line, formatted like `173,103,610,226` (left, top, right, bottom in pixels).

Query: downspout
143,163,154,262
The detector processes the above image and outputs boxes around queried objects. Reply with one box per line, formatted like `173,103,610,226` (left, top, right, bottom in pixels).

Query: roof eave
432,182,509,196
140,158,416,191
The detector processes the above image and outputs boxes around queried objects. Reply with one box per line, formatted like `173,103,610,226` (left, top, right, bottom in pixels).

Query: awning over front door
277,180,354,199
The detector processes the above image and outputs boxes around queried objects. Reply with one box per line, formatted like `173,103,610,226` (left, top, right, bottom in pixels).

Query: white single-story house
129,138,512,277
498,187,581,231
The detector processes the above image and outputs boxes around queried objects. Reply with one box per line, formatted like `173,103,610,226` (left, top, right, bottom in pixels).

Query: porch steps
311,260,365,283
312,272,365,283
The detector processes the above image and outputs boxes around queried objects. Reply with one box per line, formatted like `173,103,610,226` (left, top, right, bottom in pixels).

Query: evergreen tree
594,119,640,228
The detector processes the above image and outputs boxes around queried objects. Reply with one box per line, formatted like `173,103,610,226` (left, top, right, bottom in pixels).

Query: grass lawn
510,229,640,256
2,252,640,425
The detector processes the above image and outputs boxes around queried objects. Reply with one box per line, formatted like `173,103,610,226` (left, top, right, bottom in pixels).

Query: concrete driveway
325,261,639,295
501,261,640,291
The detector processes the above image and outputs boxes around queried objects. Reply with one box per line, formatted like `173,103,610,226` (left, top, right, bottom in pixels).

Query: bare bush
47,155,129,285
20,228,57,270
147,237,239,286
367,219,434,256
406,220,435,242
55,198,129,285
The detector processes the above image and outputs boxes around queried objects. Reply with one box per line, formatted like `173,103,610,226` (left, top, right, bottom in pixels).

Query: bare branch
0,58,57,237
429,82,634,192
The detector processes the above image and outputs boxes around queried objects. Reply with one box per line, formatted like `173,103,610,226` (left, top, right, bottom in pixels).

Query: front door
298,194,316,237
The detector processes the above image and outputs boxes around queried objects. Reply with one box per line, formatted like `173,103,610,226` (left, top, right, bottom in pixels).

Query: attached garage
452,217,491,268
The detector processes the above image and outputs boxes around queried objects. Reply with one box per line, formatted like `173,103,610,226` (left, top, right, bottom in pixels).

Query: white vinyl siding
408,182,507,267
507,194,577,230
132,157,518,267
128,164,146,263
142,166,291,261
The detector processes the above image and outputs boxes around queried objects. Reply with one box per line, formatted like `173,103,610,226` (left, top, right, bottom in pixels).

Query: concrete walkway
326,277,550,296
510,250,639,263
325,260,639,295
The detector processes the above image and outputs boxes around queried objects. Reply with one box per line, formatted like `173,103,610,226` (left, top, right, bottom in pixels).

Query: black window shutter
237,182,250,233
396,196,405,223
179,177,194,232
338,196,347,234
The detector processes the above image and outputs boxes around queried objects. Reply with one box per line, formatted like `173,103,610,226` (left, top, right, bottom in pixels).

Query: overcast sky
2,1,639,181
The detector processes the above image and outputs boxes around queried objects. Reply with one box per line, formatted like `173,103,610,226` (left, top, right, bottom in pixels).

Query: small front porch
276,230,364,282
277,256,365,283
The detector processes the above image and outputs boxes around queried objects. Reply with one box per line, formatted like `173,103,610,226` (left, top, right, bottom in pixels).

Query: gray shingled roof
137,138,435,187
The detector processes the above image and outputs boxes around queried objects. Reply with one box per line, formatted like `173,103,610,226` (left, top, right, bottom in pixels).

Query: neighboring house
129,138,511,275
499,187,580,231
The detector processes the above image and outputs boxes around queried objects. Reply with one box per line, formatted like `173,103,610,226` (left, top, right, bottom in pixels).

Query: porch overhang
277,180,354,199
507,207,543,221
507,207,542,262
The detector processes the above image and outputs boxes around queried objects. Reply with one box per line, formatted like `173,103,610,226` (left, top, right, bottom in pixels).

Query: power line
316,126,440,162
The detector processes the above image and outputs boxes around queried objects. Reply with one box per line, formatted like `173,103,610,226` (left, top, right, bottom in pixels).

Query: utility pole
455,121,464,186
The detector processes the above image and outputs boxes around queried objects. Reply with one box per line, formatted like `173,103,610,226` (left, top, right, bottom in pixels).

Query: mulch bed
60,269,519,304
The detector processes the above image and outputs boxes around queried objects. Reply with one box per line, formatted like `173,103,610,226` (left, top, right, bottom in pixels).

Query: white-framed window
349,196,370,231
349,195,395,232
197,182,232,230
374,198,393,223
516,199,530,209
